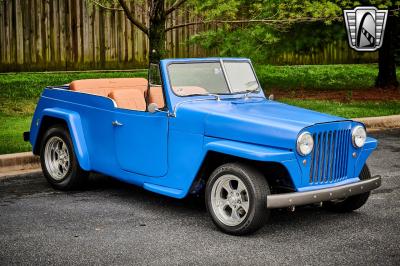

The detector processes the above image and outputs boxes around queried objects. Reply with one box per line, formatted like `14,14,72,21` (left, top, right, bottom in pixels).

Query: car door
112,109,168,177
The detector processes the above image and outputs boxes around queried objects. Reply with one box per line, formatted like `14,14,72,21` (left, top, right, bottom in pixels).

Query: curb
0,152,40,177
354,114,400,131
0,115,399,177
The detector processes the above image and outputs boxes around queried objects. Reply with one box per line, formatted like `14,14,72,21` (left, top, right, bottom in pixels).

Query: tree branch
166,0,189,16
88,0,146,14
88,0,124,11
165,17,343,32
117,0,149,35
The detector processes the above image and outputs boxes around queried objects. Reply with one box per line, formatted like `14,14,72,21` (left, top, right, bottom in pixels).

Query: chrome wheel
44,136,70,181
210,175,250,226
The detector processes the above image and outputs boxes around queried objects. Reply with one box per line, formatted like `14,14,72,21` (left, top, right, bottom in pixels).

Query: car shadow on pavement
82,173,365,233
0,171,367,235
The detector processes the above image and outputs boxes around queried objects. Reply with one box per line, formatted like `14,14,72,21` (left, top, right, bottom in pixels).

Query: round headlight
297,132,314,156
352,125,366,148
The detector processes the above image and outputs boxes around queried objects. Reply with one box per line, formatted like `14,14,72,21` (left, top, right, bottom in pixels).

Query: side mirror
148,102,174,117
268,94,274,101
148,103,159,113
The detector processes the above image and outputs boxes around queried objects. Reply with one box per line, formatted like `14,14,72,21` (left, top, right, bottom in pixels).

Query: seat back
108,89,146,111
148,86,165,109
70,78,148,97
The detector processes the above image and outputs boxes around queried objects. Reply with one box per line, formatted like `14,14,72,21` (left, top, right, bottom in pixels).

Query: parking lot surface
0,129,399,265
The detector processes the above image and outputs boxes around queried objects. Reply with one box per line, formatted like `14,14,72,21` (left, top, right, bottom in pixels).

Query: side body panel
30,88,206,197
112,109,168,177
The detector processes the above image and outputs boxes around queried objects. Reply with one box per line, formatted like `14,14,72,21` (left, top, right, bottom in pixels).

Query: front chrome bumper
266,176,381,209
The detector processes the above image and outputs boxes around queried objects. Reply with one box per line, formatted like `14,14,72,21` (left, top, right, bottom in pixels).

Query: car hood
179,98,347,150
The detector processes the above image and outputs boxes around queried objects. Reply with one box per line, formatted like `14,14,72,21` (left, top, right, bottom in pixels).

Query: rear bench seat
69,78,148,97
69,78,165,111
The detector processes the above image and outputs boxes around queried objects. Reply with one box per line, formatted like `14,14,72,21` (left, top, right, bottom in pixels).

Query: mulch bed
270,87,400,102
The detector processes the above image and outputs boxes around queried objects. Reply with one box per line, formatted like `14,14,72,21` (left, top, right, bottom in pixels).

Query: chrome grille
309,129,351,184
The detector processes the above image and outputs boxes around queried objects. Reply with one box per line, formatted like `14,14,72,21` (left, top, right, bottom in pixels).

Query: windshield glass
168,61,259,96
223,62,259,92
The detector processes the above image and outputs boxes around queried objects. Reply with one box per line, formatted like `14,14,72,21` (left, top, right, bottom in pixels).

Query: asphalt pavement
0,129,399,265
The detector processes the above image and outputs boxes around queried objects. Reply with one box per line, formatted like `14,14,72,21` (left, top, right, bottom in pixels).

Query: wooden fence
0,0,378,72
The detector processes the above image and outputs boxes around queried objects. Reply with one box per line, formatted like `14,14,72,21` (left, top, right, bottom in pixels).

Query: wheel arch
33,108,91,171
189,143,297,195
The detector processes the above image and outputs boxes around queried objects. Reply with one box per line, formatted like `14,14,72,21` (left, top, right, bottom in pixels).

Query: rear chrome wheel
40,125,88,190
44,136,70,181
206,163,270,235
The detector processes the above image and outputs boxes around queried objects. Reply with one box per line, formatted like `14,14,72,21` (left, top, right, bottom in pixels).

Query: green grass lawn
0,64,399,154
256,64,400,90
280,99,400,118
0,115,32,154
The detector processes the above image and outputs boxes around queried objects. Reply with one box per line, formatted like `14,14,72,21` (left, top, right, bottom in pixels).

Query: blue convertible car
25,58,381,235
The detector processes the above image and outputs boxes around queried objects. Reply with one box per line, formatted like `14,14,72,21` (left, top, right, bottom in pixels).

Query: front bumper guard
267,176,381,209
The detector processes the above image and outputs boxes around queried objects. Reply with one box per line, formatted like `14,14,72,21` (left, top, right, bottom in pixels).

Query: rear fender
33,107,91,171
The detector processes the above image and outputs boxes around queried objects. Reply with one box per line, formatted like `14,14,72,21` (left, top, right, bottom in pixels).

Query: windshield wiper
190,93,221,101
190,90,261,101
241,89,260,99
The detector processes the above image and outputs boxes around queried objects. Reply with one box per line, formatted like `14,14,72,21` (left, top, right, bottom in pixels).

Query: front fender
32,107,91,171
204,137,295,162
204,137,303,188
354,136,378,177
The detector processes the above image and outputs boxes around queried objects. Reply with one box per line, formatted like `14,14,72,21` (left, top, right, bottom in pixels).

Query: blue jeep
25,58,381,235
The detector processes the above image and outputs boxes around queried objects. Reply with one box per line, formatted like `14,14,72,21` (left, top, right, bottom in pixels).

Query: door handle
112,120,123,127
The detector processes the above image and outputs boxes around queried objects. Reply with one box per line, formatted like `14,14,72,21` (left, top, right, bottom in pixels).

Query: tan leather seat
70,78,148,97
148,87,165,108
108,89,146,111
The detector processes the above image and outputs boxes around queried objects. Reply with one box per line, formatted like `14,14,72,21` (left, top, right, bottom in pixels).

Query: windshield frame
166,59,261,98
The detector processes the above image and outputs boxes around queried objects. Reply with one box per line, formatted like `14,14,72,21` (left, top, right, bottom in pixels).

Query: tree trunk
148,0,166,64
376,12,399,88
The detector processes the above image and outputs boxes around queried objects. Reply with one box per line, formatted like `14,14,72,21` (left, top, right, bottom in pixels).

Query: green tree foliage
90,0,398,86
189,0,398,65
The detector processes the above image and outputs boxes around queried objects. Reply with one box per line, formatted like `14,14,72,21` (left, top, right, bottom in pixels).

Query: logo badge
343,6,388,51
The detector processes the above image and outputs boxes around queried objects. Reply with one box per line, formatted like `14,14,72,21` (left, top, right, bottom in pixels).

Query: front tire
323,164,372,212
205,162,270,235
40,124,88,190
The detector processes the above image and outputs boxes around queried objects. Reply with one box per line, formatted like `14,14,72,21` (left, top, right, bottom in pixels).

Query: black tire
323,164,371,212
205,162,270,235
40,124,89,190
